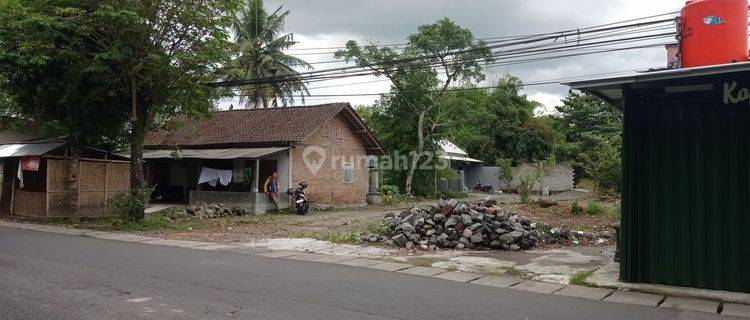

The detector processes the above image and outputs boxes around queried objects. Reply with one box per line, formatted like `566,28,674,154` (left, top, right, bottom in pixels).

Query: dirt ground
134,190,618,244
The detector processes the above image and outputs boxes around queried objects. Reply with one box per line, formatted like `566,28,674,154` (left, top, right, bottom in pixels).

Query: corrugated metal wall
620,73,750,292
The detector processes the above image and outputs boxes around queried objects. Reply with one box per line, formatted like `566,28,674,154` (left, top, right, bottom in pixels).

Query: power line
209,14,677,87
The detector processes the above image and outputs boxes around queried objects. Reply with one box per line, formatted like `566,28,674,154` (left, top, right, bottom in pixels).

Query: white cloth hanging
16,160,23,189
198,167,233,187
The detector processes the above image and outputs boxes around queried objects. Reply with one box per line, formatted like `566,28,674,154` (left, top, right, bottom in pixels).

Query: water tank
680,0,749,68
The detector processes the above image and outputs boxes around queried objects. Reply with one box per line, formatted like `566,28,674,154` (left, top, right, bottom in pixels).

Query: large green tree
231,0,311,108
0,0,131,220
443,76,561,165
554,92,623,194
336,18,492,195
91,0,240,216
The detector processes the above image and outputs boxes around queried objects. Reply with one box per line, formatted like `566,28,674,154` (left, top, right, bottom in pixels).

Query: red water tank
680,0,749,68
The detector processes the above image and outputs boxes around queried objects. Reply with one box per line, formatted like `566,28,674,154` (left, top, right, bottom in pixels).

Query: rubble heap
164,203,251,221
365,199,541,251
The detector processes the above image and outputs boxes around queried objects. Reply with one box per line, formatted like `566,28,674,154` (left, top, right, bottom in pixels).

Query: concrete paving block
219,246,270,254
192,244,235,251
471,275,522,288
256,250,300,258
140,239,211,248
335,258,383,267
554,285,614,301
510,280,566,294
604,291,664,307
88,233,155,242
285,253,353,263
433,271,484,283
42,228,92,236
722,303,750,318
398,266,445,277
368,262,413,272
660,297,719,314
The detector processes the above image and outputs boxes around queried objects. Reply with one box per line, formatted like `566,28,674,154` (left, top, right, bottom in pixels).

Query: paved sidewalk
1,219,748,319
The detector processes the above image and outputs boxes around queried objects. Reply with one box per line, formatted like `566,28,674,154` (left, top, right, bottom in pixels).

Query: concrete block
367,262,413,272
256,250,299,258
335,258,383,267
660,297,719,314
554,285,614,301
433,271,484,283
286,253,355,263
398,266,445,276
604,291,664,307
219,246,271,254
471,275,522,288
192,244,235,251
88,233,155,242
140,239,211,248
722,303,750,318
510,280,566,294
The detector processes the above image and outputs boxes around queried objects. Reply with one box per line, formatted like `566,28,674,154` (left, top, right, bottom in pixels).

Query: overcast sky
225,0,684,113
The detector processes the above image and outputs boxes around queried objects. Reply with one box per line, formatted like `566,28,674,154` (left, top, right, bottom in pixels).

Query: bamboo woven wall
45,159,130,217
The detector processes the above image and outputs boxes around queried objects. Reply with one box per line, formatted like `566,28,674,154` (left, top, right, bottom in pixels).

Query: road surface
0,226,730,319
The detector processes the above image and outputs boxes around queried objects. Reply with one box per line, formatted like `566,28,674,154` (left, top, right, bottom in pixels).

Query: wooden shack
0,140,129,218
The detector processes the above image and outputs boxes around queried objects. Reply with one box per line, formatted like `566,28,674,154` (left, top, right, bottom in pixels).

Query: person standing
263,171,280,213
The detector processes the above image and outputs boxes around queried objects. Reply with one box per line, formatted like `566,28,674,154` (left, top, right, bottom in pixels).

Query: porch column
252,158,260,193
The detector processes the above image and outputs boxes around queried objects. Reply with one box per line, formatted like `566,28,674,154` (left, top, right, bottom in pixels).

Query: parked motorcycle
287,181,309,215
473,181,494,194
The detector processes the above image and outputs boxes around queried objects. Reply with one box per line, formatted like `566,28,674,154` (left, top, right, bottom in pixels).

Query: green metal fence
620,72,750,292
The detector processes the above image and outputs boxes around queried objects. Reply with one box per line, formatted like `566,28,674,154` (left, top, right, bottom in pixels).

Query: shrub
380,184,400,196
570,201,584,215
585,202,606,215
437,190,467,199
366,220,394,236
319,231,360,244
518,174,535,203
106,186,154,222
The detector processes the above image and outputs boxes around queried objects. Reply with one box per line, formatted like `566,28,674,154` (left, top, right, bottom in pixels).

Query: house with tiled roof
142,103,386,213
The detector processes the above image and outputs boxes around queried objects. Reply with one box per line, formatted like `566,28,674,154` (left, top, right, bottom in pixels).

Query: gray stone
390,234,408,246
509,231,524,239
499,234,514,244
444,216,458,228
398,266,445,276
470,233,483,243
603,291,664,307
554,285,614,301
433,271,484,283
432,213,446,221
509,244,520,251
660,297,719,314
471,276,521,288
722,303,750,318
510,281,566,294
462,228,473,238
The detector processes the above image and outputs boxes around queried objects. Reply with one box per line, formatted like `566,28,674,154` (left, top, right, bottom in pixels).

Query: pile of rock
364,199,541,251
164,203,251,221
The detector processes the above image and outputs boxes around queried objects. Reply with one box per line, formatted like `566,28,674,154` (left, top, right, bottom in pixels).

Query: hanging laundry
198,167,232,187
16,160,23,189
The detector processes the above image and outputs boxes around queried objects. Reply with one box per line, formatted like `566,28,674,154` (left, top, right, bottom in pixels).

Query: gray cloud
254,0,684,110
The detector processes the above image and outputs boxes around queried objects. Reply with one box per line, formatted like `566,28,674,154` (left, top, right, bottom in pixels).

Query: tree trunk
129,77,147,221
404,110,426,196
67,145,81,223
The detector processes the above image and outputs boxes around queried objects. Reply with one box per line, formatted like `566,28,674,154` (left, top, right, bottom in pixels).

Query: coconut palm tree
232,0,312,108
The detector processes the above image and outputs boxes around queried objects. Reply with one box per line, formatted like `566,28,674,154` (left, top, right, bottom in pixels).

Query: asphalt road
0,226,732,320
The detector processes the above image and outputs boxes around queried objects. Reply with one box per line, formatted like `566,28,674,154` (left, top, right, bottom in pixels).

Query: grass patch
315,231,361,244
500,266,527,277
112,215,173,231
569,270,594,286
585,202,607,215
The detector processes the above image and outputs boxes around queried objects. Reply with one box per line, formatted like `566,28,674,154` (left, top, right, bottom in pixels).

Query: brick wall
291,114,368,205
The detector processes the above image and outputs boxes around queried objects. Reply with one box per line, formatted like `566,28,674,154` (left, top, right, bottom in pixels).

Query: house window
343,163,353,184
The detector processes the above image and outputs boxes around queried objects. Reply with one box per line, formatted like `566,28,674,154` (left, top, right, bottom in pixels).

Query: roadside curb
1,220,748,319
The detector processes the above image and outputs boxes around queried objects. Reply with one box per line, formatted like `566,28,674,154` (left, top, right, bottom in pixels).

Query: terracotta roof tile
144,103,386,155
